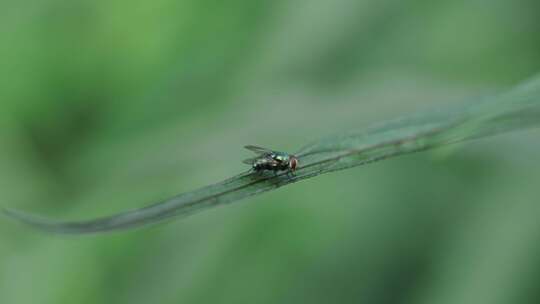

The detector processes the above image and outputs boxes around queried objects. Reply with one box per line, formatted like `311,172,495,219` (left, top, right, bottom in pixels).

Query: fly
243,145,299,175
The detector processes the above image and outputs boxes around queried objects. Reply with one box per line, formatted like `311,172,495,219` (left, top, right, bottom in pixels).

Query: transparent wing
242,155,279,166
242,156,260,165
244,145,274,155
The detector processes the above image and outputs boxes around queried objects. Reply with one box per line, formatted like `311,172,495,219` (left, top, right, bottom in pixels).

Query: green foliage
5,76,540,234
3,1,540,303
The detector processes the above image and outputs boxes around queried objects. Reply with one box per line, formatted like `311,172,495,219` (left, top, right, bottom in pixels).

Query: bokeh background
2,0,540,303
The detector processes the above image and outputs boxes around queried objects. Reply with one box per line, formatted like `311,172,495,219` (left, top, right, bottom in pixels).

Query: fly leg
286,169,295,179
249,167,265,179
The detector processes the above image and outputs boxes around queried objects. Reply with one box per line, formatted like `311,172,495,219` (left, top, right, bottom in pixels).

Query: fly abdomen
253,159,275,172
252,157,288,172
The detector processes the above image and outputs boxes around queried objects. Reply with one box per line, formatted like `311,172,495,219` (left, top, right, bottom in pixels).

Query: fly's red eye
290,158,298,171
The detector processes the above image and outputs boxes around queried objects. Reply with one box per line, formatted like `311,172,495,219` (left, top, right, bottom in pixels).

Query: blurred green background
2,0,540,303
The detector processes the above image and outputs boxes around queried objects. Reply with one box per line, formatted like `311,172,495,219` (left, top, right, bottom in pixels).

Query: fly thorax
273,153,290,164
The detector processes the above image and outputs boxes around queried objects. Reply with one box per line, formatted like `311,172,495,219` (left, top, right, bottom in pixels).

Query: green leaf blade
4,76,540,234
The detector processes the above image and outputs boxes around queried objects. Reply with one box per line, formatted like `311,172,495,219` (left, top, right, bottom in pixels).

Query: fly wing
242,156,260,165
242,155,279,166
244,145,274,155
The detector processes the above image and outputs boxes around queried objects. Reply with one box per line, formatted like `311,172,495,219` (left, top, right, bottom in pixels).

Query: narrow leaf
4,76,540,234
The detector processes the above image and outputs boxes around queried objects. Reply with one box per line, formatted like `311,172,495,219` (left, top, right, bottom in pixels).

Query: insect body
243,145,299,174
